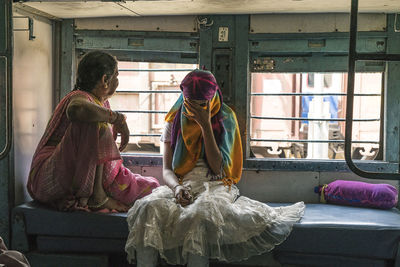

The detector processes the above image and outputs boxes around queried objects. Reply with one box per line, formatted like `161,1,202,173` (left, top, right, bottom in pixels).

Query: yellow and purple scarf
165,70,242,185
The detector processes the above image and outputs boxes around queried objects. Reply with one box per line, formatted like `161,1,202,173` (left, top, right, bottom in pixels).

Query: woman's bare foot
88,196,129,212
102,197,129,212
88,164,129,212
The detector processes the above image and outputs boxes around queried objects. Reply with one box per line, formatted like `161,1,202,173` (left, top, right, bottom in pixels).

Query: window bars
114,67,189,139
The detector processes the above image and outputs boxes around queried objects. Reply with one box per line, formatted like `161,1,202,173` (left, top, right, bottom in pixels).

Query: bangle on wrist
173,184,182,198
111,111,124,125
173,184,181,191
115,112,126,125
109,110,118,124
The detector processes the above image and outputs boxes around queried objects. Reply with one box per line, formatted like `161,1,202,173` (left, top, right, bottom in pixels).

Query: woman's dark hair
74,51,117,92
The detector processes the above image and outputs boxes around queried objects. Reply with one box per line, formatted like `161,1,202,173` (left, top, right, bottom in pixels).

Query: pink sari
27,90,159,211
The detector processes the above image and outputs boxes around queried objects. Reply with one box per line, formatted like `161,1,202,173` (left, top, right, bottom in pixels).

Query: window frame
74,29,199,160
244,30,397,172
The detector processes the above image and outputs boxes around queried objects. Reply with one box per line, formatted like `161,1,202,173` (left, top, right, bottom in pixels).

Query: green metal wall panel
250,37,386,54
249,55,385,73
75,35,198,53
60,19,75,99
205,15,236,106
75,30,198,63
384,15,400,163
234,15,250,158
93,50,198,64
76,29,197,39
199,17,213,70
213,48,233,104
211,15,235,48
0,0,6,53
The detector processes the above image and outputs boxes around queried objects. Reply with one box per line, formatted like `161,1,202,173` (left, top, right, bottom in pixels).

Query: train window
109,61,197,154
249,72,382,160
73,25,198,155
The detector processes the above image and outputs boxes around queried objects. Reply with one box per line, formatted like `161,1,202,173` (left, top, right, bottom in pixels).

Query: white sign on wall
218,27,229,42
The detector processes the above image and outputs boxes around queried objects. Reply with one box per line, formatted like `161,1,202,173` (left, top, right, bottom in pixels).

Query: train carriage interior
2,0,400,266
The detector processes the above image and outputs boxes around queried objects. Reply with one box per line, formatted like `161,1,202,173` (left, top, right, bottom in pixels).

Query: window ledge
122,153,162,167
122,154,399,174
244,158,399,173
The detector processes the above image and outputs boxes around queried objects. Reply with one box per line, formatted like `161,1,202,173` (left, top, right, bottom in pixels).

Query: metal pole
344,0,400,179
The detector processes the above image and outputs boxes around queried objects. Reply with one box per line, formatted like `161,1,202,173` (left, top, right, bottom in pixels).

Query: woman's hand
113,113,130,151
174,185,192,207
183,99,223,175
183,99,211,130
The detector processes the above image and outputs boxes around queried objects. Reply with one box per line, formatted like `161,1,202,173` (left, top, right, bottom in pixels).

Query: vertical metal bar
0,57,11,161
28,17,35,40
234,15,250,158
385,14,400,164
148,70,153,138
199,16,213,70
53,21,61,107
375,74,385,160
60,19,75,99
0,0,12,161
291,74,297,137
344,0,362,175
0,0,13,247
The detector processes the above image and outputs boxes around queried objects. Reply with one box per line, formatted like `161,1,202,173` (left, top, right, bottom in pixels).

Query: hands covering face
183,99,211,129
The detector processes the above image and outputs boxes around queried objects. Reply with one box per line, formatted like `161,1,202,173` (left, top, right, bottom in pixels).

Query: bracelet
109,109,116,124
88,197,109,209
110,111,124,125
173,184,181,191
114,112,126,125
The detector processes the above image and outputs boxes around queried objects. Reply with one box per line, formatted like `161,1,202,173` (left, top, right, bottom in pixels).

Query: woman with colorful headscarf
125,70,305,266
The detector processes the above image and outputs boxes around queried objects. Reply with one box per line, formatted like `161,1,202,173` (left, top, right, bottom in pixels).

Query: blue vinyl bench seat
11,201,400,266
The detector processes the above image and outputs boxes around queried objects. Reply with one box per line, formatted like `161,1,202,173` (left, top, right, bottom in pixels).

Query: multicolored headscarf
165,69,243,185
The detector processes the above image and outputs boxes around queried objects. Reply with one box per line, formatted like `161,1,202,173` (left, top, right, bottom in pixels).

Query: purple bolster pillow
319,180,398,209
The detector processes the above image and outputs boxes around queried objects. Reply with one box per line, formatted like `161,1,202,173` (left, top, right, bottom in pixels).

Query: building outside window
250,72,382,160
109,61,198,154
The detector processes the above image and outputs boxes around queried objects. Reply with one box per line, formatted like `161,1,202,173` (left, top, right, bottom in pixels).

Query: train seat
11,201,400,266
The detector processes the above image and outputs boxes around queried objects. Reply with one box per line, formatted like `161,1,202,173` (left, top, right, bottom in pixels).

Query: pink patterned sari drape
27,90,159,210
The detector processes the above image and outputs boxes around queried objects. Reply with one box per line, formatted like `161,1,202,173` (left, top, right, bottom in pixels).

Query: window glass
250,72,382,160
109,61,198,154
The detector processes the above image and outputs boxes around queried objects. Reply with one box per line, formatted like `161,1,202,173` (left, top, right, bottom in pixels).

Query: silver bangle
110,111,119,124
173,184,181,191
173,184,183,198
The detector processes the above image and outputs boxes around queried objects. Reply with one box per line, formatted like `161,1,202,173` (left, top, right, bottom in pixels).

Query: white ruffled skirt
125,161,305,265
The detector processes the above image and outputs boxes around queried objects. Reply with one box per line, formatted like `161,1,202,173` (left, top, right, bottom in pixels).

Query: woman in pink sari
27,51,160,212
